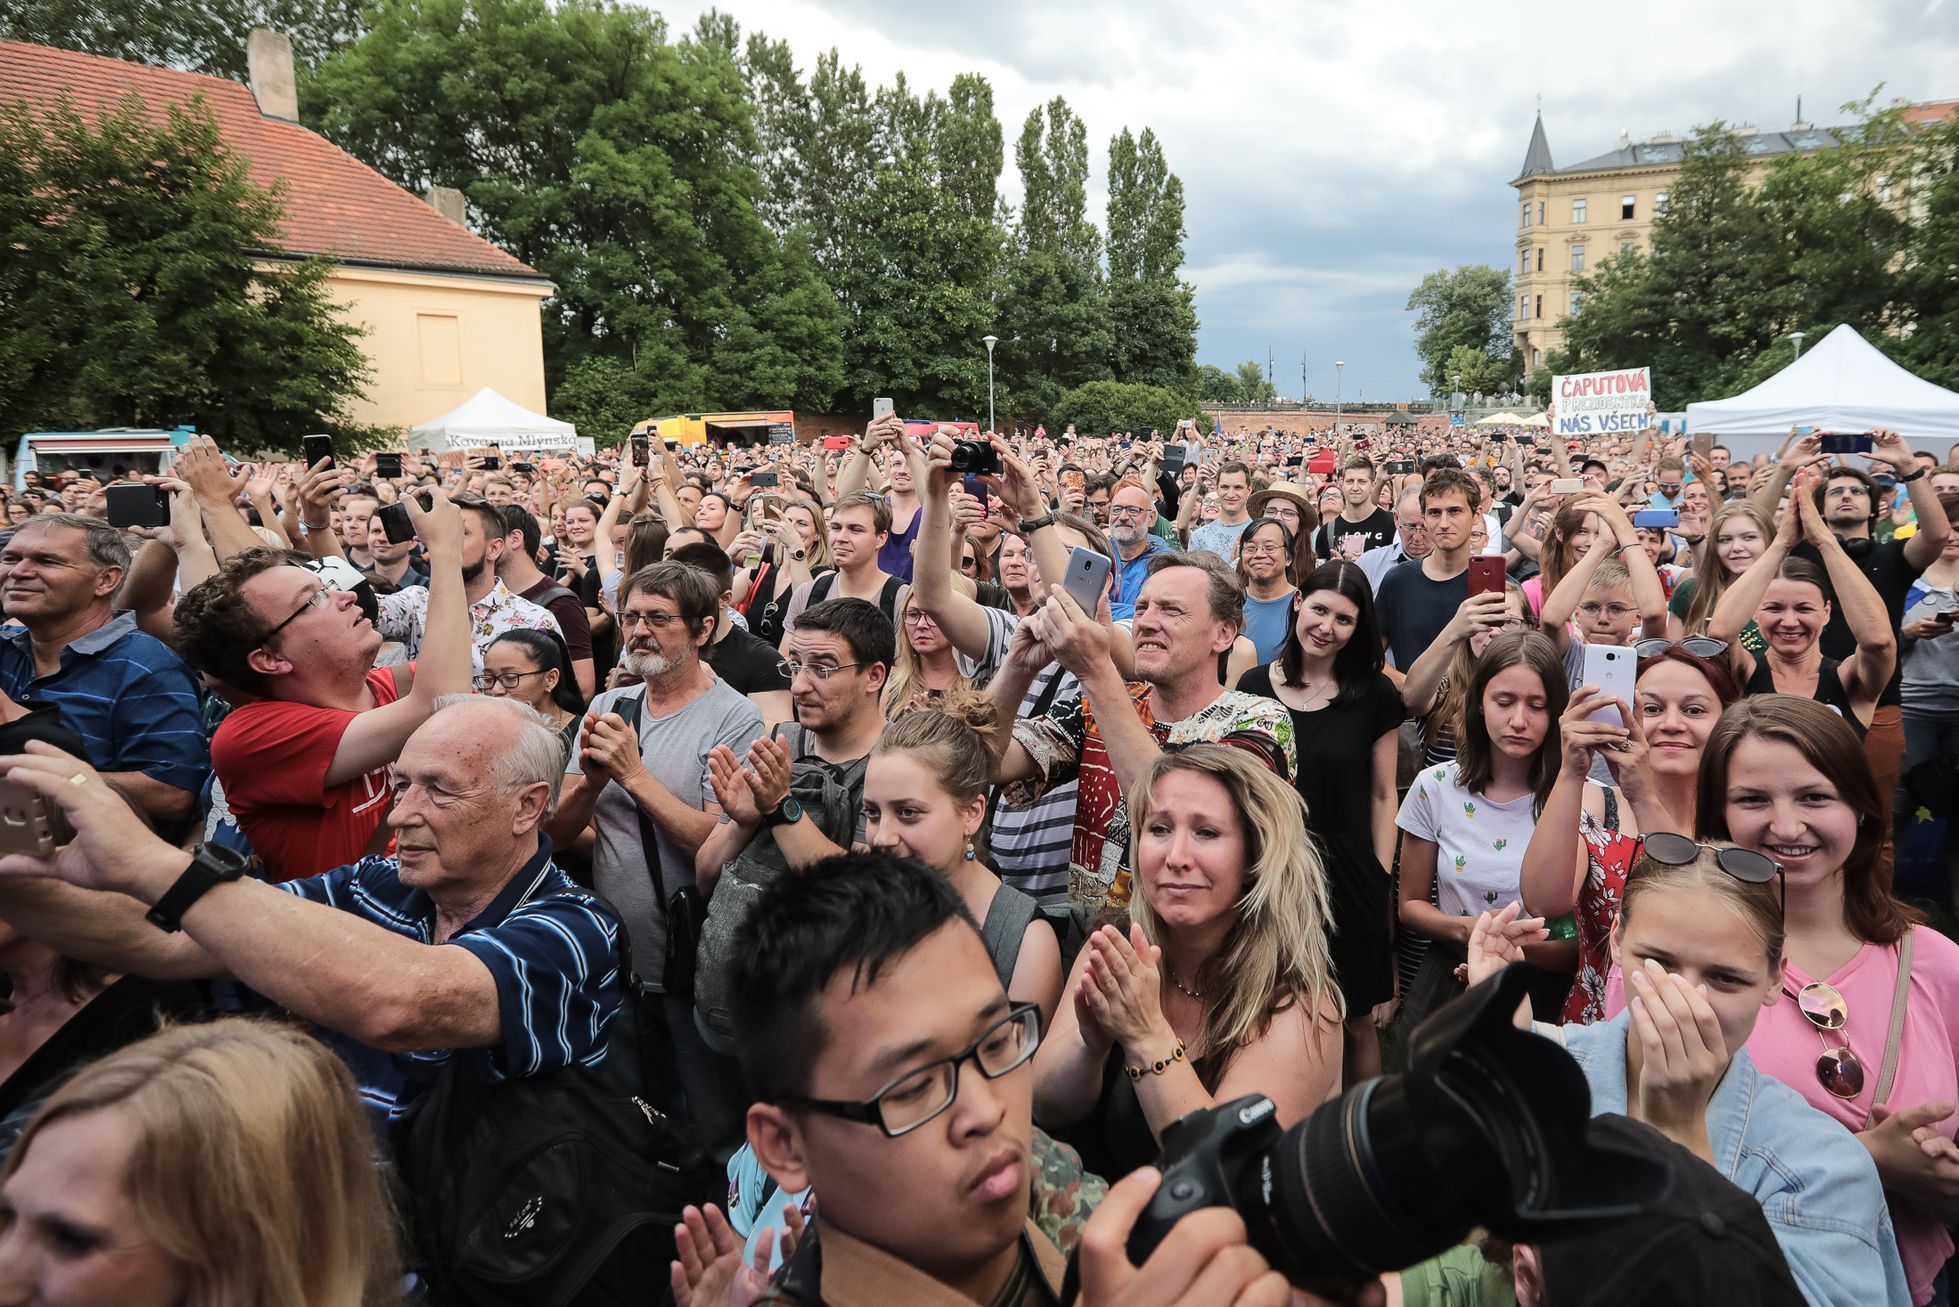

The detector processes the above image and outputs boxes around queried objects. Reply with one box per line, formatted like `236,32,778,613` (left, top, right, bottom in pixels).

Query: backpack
694,724,867,1045
393,896,716,1307
807,571,906,627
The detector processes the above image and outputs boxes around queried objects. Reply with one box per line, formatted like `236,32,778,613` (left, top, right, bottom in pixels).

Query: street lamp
1334,361,1345,433
981,335,999,433
1789,330,1806,361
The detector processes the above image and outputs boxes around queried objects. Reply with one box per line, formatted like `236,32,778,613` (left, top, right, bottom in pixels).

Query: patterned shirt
1011,685,1295,911
275,843,622,1127
0,610,209,796
377,577,560,672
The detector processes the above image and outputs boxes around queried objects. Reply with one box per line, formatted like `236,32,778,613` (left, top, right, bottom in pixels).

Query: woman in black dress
1237,560,1403,1082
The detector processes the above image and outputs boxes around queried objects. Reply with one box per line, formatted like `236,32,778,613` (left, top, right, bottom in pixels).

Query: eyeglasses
1575,602,1638,621
780,1004,1042,1137
900,608,939,626
777,658,864,681
258,586,333,648
1106,504,1150,520
620,610,689,629
1657,484,1682,495
1638,832,1783,915
1241,543,1287,558
474,670,548,692
1788,979,1865,1100
1633,636,1729,659
1825,486,1870,499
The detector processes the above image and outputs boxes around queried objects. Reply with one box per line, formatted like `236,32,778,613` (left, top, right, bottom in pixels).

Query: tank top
978,883,1045,988
1744,655,1866,739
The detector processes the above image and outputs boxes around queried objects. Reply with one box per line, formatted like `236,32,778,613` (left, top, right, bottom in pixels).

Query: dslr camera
1124,965,1667,1292
949,439,1001,476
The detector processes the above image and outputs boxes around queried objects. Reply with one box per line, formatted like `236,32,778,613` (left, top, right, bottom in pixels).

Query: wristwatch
764,796,805,829
1899,466,1928,483
146,842,251,933
1019,510,1058,533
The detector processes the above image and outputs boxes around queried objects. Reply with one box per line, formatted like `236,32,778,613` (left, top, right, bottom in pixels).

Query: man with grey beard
547,560,762,1154
1107,478,1174,621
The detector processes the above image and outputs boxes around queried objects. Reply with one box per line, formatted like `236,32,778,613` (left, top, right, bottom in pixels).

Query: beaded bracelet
1125,1040,1187,1082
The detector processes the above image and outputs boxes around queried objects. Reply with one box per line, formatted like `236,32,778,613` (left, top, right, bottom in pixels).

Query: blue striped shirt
0,611,209,795
275,843,624,1126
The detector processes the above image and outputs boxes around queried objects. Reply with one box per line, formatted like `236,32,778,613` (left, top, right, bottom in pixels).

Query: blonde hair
1127,745,1344,1089
1617,842,1785,971
884,574,976,717
1682,501,1775,636
5,1019,401,1307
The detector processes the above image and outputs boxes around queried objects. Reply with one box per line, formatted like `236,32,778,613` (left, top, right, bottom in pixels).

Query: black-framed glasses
258,586,332,648
780,1004,1041,1137
1639,832,1783,913
474,670,548,692
777,658,865,681
1633,636,1729,660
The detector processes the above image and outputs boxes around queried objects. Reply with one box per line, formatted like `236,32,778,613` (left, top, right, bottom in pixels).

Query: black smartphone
374,452,403,480
511,461,536,475
629,434,648,467
1489,432,1507,443
302,434,334,470
478,454,502,471
377,502,415,544
1821,432,1875,455
1285,455,1303,469
104,484,169,529
750,470,779,489
964,473,989,508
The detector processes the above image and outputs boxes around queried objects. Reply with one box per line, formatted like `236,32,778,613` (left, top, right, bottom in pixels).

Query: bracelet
1617,542,1644,556
1124,1040,1187,1082
1899,466,1927,483
1019,510,1058,533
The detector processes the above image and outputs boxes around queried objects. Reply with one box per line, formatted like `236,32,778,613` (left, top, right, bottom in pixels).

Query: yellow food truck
630,411,798,450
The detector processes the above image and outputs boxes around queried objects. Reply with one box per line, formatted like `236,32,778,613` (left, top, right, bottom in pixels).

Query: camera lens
949,440,999,475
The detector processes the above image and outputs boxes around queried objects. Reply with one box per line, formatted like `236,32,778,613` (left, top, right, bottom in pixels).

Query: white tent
1685,325,1959,460
410,388,594,456
1475,411,1524,426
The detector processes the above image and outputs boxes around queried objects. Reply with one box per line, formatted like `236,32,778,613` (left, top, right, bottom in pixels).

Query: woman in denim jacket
1471,836,1909,1307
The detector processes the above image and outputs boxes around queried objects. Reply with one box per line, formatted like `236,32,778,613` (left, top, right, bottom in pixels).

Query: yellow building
0,31,556,433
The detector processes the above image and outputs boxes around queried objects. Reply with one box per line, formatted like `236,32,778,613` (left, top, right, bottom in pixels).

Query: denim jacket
1559,1012,1910,1307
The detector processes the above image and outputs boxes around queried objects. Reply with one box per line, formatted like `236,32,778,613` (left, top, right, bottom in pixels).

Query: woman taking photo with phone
1696,695,1959,1305
1032,745,1343,1179
1709,470,1895,737
1400,581,1535,765
1466,838,1910,1307
1236,561,1403,1081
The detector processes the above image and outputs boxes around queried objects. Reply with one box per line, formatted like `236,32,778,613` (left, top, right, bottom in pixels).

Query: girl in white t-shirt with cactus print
1394,630,1580,1046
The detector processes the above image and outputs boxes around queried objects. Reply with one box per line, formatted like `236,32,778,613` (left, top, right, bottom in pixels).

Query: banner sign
1553,366,1651,437
1449,412,1467,428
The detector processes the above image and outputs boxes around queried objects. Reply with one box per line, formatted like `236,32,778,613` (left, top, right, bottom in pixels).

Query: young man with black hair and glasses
689,851,1298,1307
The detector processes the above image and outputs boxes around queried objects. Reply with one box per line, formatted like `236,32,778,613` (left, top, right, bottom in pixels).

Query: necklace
1166,962,1204,1000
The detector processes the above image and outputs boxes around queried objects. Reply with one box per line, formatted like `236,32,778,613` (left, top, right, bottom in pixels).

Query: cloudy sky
652,0,1958,401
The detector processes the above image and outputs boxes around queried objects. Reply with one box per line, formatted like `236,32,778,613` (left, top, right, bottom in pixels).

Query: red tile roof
0,39,546,282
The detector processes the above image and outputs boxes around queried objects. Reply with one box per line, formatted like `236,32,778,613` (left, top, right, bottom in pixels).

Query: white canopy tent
1685,325,1959,460
410,388,594,456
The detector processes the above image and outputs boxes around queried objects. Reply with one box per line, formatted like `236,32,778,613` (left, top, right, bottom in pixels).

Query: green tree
1405,265,1516,396
1194,363,1241,404
1106,127,1198,391
1051,380,1203,438
1233,361,1275,404
1,0,368,79
999,98,1111,420
0,93,368,445
1889,110,1959,389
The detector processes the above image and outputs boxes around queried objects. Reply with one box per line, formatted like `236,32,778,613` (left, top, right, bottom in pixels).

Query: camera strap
1863,927,1914,1129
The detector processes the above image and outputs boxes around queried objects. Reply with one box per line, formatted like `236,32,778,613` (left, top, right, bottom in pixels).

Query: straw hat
1248,480,1315,519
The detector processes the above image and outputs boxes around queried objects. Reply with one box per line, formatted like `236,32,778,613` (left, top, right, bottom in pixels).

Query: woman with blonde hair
732,498,831,648
1669,498,1775,650
881,575,995,716
1032,743,1344,1179
0,1018,401,1306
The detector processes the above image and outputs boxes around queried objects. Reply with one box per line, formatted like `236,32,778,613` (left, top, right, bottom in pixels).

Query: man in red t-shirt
174,492,473,880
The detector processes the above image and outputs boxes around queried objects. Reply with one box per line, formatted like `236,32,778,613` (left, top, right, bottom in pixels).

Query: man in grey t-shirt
548,561,763,1156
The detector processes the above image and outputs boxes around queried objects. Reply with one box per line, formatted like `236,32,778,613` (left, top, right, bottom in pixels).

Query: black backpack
393,896,717,1307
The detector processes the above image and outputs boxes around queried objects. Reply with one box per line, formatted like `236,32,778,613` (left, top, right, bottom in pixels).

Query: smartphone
823,435,852,451
1692,432,1714,460
104,484,170,529
1285,455,1304,469
1353,438,1370,449
1796,425,1816,439
1388,459,1417,474
1550,477,1585,494
511,461,536,475
1467,555,1506,599
1061,545,1113,614
1160,446,1186,476
1581,644,1637,729
629,434,648,467
302,433,334,470
1061,470,1086,492
872,397,894,421
1488,432,1507,443
478,454,502,471
963,474,989,509
0,778,70,857
374,452,403,480
1821,432,1875,455
377,502,416,545
1632,508,1680,528
750,470,779,489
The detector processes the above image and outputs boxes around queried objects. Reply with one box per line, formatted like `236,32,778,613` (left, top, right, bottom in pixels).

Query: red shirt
213,667,402,882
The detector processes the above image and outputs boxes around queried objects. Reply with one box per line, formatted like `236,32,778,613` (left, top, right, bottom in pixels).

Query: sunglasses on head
1633,636,1728,660
1638,832,1782,913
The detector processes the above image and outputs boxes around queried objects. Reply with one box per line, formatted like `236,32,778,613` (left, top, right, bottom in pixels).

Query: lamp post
1334,360,1345,433
1789,330,1806,361
981,335,998,433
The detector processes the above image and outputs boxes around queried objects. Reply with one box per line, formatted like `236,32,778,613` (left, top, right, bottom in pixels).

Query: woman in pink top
1701,695,1959,1306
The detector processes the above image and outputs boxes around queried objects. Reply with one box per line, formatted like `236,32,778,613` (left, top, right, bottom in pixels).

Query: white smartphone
1581,644,1637,729
1061,545,1113,614
872,397,894,421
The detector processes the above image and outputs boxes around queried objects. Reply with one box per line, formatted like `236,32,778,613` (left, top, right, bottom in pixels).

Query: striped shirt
275,844,623,1127
0,611,209,796
977,607,1078,904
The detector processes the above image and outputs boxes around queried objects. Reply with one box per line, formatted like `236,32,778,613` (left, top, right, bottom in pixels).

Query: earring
964,840,977,862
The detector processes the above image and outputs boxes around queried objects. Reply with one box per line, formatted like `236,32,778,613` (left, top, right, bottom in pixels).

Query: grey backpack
692,725,867,1046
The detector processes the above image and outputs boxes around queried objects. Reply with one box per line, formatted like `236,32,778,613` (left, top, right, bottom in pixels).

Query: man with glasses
1106,479,1173,622
1356,487,1434,595
173,492,473,881
721,851,1293,1307
549,561,764,1155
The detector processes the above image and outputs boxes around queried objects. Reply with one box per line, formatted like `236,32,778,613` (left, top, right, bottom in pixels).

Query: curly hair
172,548,309,696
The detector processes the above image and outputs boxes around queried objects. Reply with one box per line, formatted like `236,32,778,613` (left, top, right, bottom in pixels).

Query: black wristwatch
145,843,251,933
1899,466,1928,483
764,796,805,829
1019,510,1057,533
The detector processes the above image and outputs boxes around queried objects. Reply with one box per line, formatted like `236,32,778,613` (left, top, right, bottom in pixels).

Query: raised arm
1796,483,1896,710
171,436,264,560
1708,483,1802,675
912,430,998,655
1401,592,1506,715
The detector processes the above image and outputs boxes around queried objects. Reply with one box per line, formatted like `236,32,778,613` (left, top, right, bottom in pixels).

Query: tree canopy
1406,264,1517,397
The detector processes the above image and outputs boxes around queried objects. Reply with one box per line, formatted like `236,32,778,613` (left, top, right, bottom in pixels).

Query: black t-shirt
1375,559,1469,671
519,578,594,667
708,625,792,696
1794,535,1922,707
1313,507,1396,560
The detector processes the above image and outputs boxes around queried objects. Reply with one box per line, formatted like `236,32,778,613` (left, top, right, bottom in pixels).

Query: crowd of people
0,410,1954,1305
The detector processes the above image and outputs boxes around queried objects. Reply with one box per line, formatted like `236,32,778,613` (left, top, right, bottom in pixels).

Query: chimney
246,29,298,122
1618,128,1631,149
424,186,467,227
